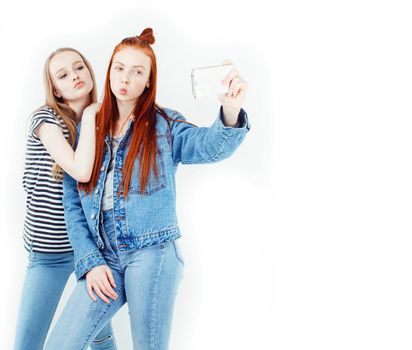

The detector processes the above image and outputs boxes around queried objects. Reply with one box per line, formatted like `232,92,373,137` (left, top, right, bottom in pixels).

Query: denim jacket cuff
216,107,251,137
75,250,106,281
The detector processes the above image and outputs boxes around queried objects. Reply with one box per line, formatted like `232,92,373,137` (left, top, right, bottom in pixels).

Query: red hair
79,28,194,196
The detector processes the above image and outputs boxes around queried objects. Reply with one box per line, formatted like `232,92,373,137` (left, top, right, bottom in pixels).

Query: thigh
44,271,126,350
123,241,184,350
14,251,74,350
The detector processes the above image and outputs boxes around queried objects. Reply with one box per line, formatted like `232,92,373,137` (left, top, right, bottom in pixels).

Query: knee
91,334,114,347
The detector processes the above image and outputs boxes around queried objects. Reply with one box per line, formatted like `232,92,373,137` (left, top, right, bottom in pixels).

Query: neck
67,96,92,122
116,99,136,123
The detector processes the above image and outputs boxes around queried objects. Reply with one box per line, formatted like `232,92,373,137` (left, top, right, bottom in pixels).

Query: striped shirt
22,106,73,253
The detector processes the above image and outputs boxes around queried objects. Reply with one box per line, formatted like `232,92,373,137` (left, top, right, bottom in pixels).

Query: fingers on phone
223,69,240,87
227,77,238,97
233,78,247,97
230,76,248,98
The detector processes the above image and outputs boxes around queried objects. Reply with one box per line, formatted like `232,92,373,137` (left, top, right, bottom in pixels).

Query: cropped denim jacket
63,106,251,280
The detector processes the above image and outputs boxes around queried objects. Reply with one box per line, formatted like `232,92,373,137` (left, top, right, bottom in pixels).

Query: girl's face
49,51,93,103
110,47,151,104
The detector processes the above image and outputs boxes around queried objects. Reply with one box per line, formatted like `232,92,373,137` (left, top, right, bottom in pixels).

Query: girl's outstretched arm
35,103,100,182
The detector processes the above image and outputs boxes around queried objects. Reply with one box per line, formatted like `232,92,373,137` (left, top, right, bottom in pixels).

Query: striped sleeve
29,109,60,141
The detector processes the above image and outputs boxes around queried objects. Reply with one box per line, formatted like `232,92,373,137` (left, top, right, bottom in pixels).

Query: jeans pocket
172,240,185,266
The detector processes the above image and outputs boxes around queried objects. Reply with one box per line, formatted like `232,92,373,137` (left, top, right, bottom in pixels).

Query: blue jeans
14,250,117,350
44,209,185,350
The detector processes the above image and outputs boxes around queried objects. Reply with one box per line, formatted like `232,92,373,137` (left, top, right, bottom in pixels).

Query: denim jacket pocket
129,148,167,196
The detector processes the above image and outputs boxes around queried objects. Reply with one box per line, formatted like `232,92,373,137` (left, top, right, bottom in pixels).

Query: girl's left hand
218,60,248,124
82,102,101,120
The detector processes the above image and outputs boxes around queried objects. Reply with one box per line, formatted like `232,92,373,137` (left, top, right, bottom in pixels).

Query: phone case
191,64,234,98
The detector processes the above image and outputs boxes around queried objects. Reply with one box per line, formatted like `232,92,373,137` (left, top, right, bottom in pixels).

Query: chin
116,94,139,102
114,94,129,101
75,91,90,100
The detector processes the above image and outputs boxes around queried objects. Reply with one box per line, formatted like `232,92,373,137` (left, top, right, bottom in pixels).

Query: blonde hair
38,48,97,180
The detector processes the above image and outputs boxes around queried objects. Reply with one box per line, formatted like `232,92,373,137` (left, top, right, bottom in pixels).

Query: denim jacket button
95,188,99,194
100,166,105,171
91,213,96,220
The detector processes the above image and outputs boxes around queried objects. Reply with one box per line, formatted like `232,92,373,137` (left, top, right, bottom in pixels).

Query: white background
1,0,412,349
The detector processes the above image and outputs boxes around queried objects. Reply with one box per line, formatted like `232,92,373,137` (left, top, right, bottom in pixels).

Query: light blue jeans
14,249,117,350
44,209,185,350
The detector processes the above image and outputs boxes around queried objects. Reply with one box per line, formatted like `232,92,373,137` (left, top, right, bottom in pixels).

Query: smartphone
191,63,234,98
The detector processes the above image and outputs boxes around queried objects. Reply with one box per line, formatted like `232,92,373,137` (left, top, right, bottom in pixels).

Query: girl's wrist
81,112,96,123
222,106,241,125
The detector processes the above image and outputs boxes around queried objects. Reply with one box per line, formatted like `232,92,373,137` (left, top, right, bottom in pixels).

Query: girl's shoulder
157,106,179,118
28,105,65,139
156,106,187,123
40,105,58,116
31,105,60,122
155,106,197,133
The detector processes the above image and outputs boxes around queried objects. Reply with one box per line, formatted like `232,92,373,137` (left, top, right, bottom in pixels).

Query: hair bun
138,28,155,45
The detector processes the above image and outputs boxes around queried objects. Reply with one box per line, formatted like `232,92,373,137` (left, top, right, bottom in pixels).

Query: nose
121,75,129,85
71,70,79,81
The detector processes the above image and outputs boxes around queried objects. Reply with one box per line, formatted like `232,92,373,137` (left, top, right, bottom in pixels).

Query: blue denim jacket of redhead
63,106,251,280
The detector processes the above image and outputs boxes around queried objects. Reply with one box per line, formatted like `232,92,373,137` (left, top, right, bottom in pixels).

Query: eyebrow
54,60,84,76
113,61,146,69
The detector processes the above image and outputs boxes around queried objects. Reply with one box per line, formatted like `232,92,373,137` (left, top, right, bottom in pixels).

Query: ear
54,90,61,98
146,82,150,88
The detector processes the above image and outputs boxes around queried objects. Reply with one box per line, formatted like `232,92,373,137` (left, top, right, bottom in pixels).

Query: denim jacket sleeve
62,126,106,280
170,106,251,165
63,173,106,280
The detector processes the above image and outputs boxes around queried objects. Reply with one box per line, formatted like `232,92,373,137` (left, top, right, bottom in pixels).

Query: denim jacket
63,106,251,280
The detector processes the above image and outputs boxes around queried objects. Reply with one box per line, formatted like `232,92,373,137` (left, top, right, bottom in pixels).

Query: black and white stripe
22,106,73,253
